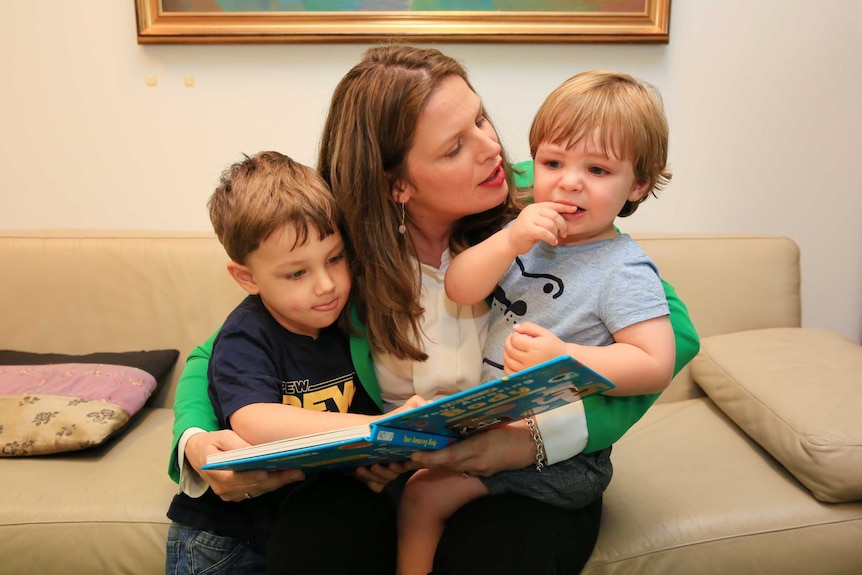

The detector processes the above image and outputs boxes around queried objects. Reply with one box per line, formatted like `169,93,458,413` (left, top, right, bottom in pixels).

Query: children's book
202,356,614,473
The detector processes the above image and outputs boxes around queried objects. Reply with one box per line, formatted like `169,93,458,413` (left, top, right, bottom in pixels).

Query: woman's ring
244,492,252,500
462,470,470,479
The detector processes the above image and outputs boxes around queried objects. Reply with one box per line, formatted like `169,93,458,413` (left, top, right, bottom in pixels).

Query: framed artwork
135,1,671,44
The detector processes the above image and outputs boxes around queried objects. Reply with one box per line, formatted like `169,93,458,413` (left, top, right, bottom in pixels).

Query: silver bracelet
525,416,546,472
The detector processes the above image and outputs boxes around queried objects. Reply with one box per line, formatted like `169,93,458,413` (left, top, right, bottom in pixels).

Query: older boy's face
532,132,649,246
242,224,351,338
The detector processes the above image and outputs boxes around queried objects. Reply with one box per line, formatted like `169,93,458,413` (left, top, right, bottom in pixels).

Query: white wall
2,1,861,344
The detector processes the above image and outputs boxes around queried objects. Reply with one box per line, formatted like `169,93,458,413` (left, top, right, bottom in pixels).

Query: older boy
166,151,390,574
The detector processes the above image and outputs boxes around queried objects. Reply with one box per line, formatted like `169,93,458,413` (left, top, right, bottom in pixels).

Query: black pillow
0,349,179,383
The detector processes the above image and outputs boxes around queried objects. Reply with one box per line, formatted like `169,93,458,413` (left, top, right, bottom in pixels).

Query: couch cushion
584,398,862,574
0,350,178,456
690,328,862,503
0,407,175,574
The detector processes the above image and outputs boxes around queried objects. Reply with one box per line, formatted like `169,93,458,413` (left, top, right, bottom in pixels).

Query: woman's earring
398,202,407,235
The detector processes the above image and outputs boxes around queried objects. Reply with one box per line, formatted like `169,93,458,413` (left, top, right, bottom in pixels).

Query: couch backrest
633,233,801,402
0,231,801,408
0,231,245,409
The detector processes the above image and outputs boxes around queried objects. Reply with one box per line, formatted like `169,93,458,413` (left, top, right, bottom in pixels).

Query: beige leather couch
1,231,860,574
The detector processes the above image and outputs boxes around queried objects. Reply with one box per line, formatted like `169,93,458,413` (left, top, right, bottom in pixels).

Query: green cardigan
168,162,700,482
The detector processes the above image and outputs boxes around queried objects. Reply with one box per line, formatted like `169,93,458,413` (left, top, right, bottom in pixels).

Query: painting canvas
136,0,670,43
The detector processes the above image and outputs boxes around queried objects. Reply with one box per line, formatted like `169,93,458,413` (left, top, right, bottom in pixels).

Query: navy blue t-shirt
208,294,377,426
167,295,378,548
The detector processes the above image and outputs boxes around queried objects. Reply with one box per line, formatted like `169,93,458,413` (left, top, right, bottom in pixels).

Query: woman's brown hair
319,45,522,361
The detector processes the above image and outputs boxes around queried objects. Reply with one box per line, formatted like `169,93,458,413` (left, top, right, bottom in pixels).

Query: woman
170,45,699,575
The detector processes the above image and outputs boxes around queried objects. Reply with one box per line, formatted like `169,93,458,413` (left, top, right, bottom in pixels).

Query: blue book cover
202,355,614,473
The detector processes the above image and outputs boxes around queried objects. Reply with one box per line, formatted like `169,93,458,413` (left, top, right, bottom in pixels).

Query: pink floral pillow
0,363,160,456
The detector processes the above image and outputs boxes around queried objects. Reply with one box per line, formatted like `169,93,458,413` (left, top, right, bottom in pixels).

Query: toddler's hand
507,202,575,253
353,460,418,493
504,322,567,374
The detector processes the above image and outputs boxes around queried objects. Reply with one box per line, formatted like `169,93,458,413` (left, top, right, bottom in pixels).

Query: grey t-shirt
481,233,669,382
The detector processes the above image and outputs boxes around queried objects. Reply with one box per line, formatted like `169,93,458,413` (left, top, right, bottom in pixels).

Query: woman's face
395,75,508,230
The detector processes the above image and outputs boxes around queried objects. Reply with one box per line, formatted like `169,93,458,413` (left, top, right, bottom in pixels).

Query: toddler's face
532,133,648,246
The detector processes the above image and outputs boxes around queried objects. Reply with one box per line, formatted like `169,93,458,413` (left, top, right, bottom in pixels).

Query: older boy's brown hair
208,151,340,264
529,70,672,217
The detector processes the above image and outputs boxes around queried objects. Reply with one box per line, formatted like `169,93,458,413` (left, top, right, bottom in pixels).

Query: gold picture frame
135,1,670,45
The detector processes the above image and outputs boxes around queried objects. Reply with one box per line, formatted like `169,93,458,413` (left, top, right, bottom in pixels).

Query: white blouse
372,250,588,464
373,250,488,408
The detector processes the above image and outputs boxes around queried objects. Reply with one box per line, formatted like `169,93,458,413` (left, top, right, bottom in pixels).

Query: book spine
371,426,455,451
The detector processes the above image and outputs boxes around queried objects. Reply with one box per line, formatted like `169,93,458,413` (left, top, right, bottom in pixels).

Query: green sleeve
512,159,534,189
583,279,700,452
349,306,384,411
510,160,701,453
167,330,219,483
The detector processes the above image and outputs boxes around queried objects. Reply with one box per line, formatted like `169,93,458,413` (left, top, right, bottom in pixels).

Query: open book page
203,355,614,472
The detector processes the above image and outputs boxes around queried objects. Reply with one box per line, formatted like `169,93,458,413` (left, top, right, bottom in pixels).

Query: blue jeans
166,522,265,575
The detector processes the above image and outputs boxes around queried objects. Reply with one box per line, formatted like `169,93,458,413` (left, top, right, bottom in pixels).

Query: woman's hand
185,429,305,502
409,420,536,477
